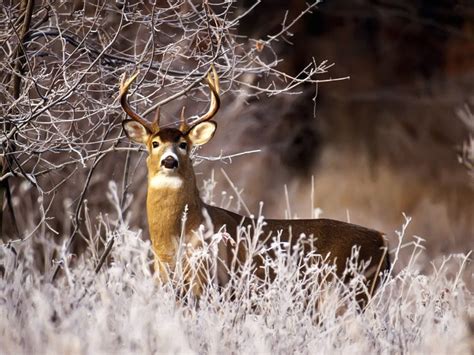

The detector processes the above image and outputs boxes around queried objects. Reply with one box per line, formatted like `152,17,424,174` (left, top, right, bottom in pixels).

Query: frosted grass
0,187,472,354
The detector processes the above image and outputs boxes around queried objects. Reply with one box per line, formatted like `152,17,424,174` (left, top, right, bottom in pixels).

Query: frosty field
0,206,472,354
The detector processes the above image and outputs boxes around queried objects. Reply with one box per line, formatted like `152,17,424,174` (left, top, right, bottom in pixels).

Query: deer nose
161,155,179,169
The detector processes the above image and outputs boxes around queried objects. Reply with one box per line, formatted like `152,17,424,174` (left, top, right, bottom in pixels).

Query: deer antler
185,64,220,130
119,72,161,132
120,65,219,133
179,106,187,132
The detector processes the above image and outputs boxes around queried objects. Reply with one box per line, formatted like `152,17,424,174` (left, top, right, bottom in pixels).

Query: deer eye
152,141,159,148
179,142,187,150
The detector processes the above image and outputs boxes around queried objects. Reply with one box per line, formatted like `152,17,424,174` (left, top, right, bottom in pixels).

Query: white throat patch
149,174,183,189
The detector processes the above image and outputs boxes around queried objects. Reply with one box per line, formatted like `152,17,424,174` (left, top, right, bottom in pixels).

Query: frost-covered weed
0,192,472,354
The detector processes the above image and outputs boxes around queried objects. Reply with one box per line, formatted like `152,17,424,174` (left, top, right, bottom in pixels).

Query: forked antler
119,65,220,133
119,72,160,133
181,65,220,132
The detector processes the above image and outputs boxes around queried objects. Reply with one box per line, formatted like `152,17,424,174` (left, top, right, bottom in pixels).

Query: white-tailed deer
119,66,390,305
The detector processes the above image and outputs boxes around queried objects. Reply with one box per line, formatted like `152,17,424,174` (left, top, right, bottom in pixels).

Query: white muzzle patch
160,148,179,166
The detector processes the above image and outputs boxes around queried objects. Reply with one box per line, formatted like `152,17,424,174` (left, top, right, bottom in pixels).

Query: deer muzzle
161,154,179,170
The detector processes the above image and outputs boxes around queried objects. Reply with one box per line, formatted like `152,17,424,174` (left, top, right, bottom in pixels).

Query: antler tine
119,72,154,132
179,106,188,132
151,106,160,132
188,64,220,127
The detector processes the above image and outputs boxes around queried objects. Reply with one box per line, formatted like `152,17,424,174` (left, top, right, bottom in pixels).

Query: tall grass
0,182,472,354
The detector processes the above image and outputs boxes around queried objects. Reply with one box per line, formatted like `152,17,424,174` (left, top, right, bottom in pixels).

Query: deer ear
187,121,217,146
123,120,150,145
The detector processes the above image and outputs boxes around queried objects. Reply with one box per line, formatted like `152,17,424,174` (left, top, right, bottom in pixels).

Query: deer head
119,66,220,190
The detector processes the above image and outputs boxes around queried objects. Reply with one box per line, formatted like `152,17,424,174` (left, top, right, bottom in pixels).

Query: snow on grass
0,187,472,354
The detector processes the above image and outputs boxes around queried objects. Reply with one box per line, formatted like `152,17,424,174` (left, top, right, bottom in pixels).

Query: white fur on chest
148,174,183,189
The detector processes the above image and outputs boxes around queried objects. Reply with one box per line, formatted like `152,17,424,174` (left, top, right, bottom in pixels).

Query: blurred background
2,0,473,268
196,1,474,263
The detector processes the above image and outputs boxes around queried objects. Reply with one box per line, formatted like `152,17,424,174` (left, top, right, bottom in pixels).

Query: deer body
119,67,390,302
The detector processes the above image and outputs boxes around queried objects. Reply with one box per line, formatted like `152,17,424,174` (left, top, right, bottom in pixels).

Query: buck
119,66,390,304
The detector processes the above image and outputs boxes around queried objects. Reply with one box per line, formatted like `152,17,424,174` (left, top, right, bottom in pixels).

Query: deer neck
146,172,203,264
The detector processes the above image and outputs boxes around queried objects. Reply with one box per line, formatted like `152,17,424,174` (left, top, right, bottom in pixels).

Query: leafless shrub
0,1,335,261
